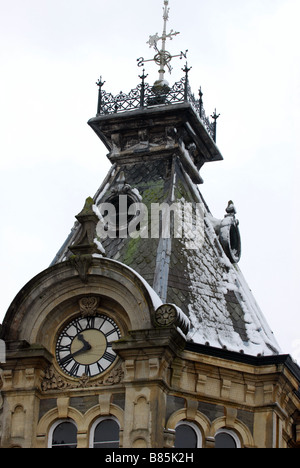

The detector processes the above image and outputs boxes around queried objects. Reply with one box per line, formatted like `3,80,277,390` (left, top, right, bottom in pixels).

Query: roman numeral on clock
102,351,116,363
105,328,117,338
70,361,80,376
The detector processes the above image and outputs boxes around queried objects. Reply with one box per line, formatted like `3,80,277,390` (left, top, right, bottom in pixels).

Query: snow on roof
186,212,281,356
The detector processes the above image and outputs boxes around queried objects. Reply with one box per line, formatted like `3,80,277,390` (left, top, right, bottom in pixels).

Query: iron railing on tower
96,69,219,143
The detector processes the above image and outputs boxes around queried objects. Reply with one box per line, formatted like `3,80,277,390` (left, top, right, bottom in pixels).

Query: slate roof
51,103,281,357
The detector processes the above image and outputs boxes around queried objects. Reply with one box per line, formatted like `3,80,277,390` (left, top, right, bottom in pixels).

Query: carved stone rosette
153,304,190,336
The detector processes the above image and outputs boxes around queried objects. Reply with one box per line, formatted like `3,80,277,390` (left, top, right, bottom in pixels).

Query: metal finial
211,109,221,142
96,76,105,88
182,62,192,76
139,69,149,108
182,62,192,100
139,69,149,82
96,76,106,115
211,108,220,122
199,87,204,119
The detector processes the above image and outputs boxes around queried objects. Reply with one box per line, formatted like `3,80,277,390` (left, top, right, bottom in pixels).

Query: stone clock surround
1,257,159,347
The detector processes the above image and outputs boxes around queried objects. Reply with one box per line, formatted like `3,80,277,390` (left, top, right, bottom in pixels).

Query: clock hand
60,334,92,365
77,333,91,349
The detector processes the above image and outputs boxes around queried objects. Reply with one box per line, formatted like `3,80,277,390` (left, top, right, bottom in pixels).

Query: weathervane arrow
137,0,188,84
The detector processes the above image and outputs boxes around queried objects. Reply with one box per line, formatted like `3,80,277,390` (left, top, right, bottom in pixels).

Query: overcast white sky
0,0,299,359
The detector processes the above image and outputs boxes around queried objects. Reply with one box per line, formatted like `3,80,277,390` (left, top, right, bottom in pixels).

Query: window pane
52,422,77,449
93,420,120,448
174,424,198,448
215,432,237,449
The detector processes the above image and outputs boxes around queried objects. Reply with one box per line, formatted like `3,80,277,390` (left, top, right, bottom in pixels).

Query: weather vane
137,0,188,86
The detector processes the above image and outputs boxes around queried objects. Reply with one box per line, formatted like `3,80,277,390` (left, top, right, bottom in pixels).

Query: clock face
56,315,121,378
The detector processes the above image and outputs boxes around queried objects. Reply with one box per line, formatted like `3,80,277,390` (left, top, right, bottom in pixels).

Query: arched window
215,428,241,449
90,417,120,448
49,420,77,449
174,421,202,448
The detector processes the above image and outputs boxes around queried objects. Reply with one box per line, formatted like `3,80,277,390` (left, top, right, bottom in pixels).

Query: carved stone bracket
69,255,93,284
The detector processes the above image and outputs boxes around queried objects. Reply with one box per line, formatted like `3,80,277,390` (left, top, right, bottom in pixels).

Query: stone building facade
1,3,300,447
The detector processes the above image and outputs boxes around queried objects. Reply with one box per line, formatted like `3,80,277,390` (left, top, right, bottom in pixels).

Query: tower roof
51,91,280,357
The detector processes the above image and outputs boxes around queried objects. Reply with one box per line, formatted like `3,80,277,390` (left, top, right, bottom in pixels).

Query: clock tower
1,0,299,449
